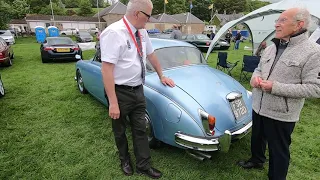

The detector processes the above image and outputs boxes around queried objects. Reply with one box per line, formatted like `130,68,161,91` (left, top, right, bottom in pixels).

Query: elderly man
100,0,175,178
238,7,320,180
170,24,182,40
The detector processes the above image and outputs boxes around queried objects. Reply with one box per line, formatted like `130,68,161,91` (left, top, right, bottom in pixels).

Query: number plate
56,48,70,52
229,98,248,120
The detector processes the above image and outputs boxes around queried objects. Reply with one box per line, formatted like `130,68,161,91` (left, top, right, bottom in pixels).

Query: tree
39,2,66,16
245,0,270,13
213,0,247,14
66,9,77,16
63,0,80,8
187,0,213,22
120,0,129,5
151,0,186,15
11,0,30,19
90,0,104,8
78,0,94,16
0,0,11,29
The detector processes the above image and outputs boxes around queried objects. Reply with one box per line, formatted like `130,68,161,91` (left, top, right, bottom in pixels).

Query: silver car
0,30,15,44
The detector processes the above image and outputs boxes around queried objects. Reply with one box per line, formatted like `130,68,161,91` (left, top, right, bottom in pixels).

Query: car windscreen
147,46,205,71
0,30,12,36
79,32,91,37
196,34,210,40
47,38,74,45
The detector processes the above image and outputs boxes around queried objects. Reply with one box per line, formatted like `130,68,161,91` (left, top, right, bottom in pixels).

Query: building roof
148,16,159,23
212,10,244,24
25,14,105,22
93,2,126,17
153,13,180,23
10,19,27,24
171,13,204,24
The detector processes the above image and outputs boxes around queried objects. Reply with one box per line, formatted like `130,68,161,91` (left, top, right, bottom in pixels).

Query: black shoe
120,161,133,176
237,160,264,170
137,167,162,179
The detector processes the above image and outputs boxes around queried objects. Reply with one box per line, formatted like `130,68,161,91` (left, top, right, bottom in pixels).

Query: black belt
115,84,142,90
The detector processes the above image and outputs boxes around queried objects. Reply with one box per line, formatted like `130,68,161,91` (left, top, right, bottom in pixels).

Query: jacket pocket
266,94,288,113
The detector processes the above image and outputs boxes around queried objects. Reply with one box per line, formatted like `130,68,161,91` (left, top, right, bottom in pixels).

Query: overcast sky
262,0,282,2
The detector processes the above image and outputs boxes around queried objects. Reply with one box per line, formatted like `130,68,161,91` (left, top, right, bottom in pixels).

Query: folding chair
216,52,239,76
239,55,260,81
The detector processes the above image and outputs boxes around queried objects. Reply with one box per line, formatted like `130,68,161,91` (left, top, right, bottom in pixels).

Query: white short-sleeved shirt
100,16,154,86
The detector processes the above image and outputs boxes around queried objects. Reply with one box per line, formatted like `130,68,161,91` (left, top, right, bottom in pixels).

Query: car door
0,38,9,59
82,53,108,105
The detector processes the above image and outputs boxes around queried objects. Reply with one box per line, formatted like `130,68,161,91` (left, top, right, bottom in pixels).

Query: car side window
187,35,194,40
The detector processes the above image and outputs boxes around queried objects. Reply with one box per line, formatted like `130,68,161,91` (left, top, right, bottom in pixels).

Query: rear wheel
76,70,88,94
145,113,161,148
5,56,12,66
0,76,5,97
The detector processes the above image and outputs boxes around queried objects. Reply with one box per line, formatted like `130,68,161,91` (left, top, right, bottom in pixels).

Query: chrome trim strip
231,121,252,136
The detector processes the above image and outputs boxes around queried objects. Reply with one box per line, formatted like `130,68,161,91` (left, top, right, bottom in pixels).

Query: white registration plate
230,98,248,120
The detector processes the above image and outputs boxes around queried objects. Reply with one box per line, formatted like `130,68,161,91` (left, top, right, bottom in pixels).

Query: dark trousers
250,111,295,180
111,85,151,170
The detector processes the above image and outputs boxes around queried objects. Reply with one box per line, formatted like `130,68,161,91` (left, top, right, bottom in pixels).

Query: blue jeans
235,40,240,50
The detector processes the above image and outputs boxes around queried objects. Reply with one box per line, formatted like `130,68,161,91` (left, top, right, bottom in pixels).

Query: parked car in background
0,73,5,97
75,38,252,157
40,37,82,63
75,31,93,42
0,30,15,44
60,28,79,36
0,37,14,66
87,28,99,35
182,34,230,52
147,29,161,34
162,29,174,34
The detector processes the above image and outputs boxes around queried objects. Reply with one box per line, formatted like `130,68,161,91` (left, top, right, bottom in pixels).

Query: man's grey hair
294,8,311,29
126,0,153,15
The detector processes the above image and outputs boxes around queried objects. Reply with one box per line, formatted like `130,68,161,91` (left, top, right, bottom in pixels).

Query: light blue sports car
75,38,252,159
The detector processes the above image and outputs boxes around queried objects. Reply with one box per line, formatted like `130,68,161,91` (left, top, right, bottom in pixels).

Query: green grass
0,37,319,179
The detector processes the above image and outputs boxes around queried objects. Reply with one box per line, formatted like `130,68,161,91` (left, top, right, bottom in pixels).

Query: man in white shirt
100,0,175,178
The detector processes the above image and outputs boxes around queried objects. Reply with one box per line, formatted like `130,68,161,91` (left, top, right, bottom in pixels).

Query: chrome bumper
175,121,252,152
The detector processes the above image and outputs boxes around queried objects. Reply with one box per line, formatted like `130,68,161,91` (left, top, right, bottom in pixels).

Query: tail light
199,109,216,135
44,47,54,51
0,52,3,58
206,42,210,46
73,47,80,51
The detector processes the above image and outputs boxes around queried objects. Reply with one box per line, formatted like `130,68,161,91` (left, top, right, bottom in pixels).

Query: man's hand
260,80,273,92
251,76,262,88
109,103,120,119
160,76,175,87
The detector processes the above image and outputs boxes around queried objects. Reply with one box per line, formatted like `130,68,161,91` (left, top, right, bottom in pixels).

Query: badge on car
230,98,248,120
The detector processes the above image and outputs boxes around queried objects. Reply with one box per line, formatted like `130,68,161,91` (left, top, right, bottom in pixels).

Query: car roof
46,37,72,40
150,38,195,50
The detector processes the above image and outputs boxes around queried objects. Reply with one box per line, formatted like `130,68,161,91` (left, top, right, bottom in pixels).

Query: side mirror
75,54,81,60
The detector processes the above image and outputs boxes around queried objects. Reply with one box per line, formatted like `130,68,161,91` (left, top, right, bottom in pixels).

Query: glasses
275,18,289,24
139,11,151,19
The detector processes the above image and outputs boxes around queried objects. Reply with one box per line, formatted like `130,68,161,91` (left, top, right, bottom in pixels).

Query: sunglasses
139,11,151,19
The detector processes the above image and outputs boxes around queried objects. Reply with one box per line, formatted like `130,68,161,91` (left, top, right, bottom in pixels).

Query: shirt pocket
281,60,302,81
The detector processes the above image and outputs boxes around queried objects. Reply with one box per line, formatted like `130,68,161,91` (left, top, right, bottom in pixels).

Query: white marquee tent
206,0,320,59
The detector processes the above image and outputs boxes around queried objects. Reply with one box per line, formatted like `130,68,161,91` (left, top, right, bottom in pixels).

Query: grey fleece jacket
251,33,320,122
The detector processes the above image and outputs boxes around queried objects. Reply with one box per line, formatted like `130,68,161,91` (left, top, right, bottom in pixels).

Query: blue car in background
75,38,252,158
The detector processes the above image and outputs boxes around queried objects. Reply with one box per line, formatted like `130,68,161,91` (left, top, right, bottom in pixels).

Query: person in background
210,30,215,40
234,30,242,50
170,24,182,40
100,0,175,178
225,29,232,44
237,7,320,180
255,41,267,56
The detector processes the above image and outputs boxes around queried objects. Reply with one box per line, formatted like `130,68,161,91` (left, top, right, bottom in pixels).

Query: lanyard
123,18,143,57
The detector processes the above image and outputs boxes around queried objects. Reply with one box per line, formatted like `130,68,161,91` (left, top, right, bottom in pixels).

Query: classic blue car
75,38,252,157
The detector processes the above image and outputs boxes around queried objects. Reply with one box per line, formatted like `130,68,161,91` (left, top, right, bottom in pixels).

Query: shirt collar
124,16,137,34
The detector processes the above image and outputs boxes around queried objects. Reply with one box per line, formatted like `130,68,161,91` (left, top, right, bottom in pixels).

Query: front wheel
145,113,161,148
76,70,88,94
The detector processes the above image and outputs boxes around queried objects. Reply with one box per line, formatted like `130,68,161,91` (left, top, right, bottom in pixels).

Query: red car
0,37,14,66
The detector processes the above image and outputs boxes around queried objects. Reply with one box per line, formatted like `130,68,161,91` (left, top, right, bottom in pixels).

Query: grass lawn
0,37,319,179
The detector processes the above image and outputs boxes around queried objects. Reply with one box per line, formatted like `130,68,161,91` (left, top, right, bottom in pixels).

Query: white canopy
206,0,320,59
